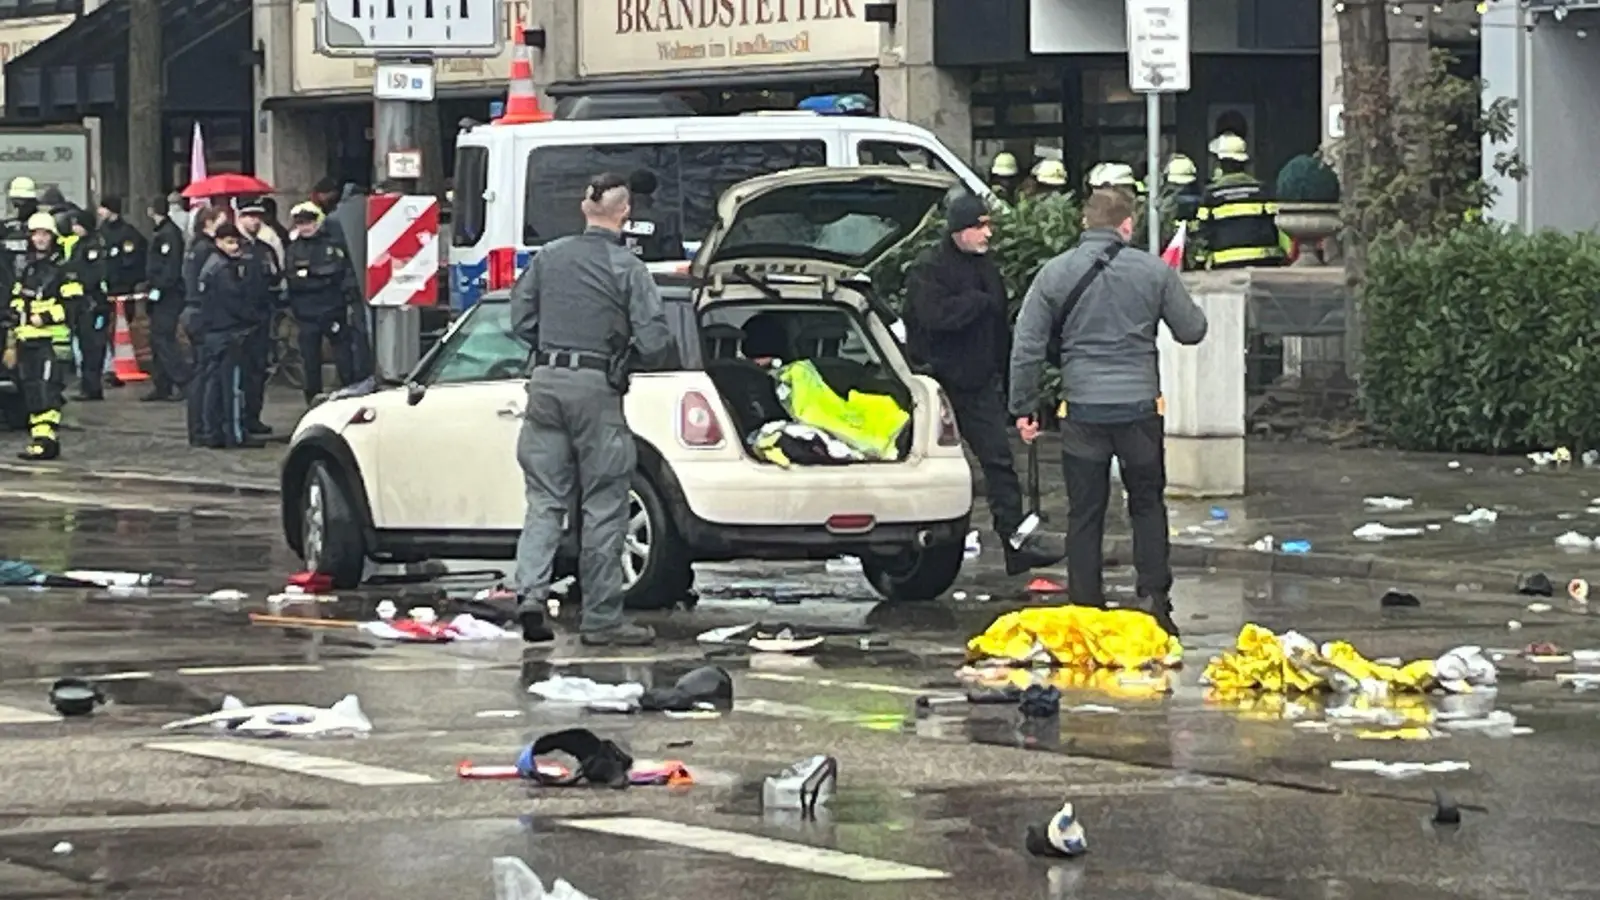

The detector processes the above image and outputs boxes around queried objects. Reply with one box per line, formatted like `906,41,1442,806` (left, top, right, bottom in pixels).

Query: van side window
451,146,488,247
858,140,952,172
523,140,826,251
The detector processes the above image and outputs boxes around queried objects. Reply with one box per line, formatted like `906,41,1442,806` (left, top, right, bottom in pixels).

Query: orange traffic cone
109,296,148,383
494,23,551,125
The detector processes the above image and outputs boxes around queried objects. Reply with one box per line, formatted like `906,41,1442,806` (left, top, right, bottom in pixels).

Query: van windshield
523,140,827,258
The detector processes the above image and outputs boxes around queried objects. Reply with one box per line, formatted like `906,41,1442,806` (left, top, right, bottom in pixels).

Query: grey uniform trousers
513,367,635,632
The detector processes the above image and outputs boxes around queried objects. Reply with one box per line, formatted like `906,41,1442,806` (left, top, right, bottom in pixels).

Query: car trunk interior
698,300,915,464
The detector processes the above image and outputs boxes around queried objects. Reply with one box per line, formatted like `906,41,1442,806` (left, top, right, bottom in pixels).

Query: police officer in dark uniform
507,172,674,646
283,201,358,405
235,200,281,434
6,211,75,460
60,210,109,400
621,169,682,262
194,223,258,449
183,204,230,443
143,198,189,401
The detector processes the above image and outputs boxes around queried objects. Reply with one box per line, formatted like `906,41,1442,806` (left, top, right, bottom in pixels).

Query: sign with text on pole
316,0,504,57
367,193,440,308
374,61,436,101
1126,0,1189,253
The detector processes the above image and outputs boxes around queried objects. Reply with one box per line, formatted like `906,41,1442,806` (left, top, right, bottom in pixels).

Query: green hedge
1362,225,1600,452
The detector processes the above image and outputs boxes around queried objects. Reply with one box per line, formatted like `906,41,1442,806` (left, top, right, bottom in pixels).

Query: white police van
448,94,989,309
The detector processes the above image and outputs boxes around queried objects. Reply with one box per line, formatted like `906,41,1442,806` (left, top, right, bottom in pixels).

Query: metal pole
371,58,423,381
1145,91,1161,253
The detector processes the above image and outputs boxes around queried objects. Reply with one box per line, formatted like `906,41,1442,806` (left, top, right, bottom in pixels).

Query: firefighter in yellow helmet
4,211,76,459
988,152,1022,203
1162,154,1204,223
1025,159,1069,198
1086,162,1144,196
0,176,38,281
1194,134,1286,270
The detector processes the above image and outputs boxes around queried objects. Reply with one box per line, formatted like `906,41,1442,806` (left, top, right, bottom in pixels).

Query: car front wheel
863,541,965,603
301,460,367,589
621,471,694,610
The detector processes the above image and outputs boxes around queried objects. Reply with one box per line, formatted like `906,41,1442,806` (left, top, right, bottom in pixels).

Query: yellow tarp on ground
1202,623,1436,695
966,606,1182,670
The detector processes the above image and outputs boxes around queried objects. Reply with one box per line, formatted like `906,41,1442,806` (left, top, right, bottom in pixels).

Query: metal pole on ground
1125,0,1190,254
1146,91,1161,253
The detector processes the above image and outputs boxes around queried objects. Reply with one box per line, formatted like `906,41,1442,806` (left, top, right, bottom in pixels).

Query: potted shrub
1274,154,1342,265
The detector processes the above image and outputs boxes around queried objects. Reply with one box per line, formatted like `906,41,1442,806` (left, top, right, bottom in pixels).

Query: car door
371,301,530,532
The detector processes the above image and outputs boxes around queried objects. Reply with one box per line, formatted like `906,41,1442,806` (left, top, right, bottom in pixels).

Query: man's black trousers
1059,414,1173,605
947,380,1024,536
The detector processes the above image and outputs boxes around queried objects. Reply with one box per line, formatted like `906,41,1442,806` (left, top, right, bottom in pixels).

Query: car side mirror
406,381,426,406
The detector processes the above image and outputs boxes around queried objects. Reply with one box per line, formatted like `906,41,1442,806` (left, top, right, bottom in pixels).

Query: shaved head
581,173,632,230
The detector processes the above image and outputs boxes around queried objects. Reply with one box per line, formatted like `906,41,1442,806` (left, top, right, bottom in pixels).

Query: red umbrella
182,173,274,199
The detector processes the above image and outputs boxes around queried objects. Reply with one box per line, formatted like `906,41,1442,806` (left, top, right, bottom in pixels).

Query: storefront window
1082,68,1175,129
523,140,827,249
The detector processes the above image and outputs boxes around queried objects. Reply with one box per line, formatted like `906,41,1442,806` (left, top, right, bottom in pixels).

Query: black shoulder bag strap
1045,242,1125,369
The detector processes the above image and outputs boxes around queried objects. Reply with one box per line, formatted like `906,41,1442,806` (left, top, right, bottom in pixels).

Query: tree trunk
127,0,163,225
1336,0,1391,379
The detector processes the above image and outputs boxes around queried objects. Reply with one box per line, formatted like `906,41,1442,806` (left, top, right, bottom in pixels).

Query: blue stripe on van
449,249,534,311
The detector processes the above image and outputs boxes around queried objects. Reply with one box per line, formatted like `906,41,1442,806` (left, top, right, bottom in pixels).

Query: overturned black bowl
49,678,104,717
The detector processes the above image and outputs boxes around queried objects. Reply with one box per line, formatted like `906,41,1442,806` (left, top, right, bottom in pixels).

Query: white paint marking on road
358,659,498,673
145,740,437,786
175,664,325,676
746,672,924,697
30,671,153,685
558,817,948,882
0,703,60,724
551,654,704,666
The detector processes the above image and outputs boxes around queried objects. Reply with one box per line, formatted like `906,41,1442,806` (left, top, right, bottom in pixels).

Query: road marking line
0,704,60,724
746,673,925,696
557,817,948,882
145,740,436,786
175,664,325,676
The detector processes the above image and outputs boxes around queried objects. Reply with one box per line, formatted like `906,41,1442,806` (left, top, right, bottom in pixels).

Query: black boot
519,607,555,644
1132,590,1180,638
1003,529,1067,576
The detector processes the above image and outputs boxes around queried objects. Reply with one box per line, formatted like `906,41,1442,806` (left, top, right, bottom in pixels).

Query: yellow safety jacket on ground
773,360,909,460
10,250,72,343
1194,173,1287,269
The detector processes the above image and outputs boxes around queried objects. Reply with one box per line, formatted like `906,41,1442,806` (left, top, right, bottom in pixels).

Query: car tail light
347,406,376,426
678,390,724,448
486,247,518,290
936,391,961,446
826,514,876,533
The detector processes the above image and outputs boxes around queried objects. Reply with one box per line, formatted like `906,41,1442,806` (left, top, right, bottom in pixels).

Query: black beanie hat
946,193,989,235
98,196,122,215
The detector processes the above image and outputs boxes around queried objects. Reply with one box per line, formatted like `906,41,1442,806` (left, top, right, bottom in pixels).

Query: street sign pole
315,0,502,381
1126,0,1190,253
372,59,425,381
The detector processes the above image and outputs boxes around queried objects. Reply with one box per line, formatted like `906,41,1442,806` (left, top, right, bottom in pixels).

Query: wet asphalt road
6,474,1600,898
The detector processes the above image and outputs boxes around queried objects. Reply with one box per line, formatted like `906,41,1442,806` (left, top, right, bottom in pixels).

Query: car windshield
415,301,529,386
710,179,949,269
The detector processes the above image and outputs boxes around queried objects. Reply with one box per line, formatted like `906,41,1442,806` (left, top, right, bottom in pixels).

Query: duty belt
532,349,609,372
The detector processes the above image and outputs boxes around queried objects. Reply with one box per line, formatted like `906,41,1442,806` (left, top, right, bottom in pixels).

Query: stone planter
1276,202,1342,266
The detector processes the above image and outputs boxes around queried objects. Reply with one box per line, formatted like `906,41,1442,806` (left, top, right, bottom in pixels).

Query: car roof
459,115,935,145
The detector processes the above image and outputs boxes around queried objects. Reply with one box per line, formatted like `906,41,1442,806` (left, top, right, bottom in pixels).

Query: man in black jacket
903,193,1064,576
143,199,188,401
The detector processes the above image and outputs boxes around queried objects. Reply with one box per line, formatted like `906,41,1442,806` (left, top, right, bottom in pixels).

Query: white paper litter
696,623,756,645
528,675,644,706
493,857,598,900
205,589,247,602
161,694,372,737
1526,602,1553,613
1329,759,1470,778
1555,530,1595,549
1363,496,1414,511
1353,522,1424,540
964,530,981,559
1452,507,1498,525
825,556,863,574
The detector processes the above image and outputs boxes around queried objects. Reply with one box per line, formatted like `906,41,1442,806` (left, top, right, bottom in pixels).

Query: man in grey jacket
508,172,674,647
1008,189,1208,635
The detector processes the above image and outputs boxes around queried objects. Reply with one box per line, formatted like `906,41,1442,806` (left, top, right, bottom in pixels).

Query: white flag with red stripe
366,193,439,307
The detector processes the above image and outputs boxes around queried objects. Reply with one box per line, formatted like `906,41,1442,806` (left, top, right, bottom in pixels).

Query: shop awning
4,0,249,122
260,83,506,111
547,64,874,97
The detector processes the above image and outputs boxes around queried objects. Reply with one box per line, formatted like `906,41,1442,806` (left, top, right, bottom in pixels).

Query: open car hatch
691,167,960,283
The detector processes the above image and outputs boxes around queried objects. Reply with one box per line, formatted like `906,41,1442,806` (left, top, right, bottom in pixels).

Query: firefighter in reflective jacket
1194,134,1287,270
3,212,75,459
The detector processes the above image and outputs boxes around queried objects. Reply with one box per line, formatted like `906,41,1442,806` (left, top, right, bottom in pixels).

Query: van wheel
863,541,965,603
622,471,694,611
301,460,367,589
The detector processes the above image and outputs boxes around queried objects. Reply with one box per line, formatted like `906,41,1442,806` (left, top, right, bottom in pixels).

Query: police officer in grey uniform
509,172,674,646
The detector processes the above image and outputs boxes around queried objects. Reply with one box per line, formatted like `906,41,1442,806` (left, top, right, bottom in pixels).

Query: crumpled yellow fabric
966,606,1182,669
1203,623,1436,695
962,664,1175,700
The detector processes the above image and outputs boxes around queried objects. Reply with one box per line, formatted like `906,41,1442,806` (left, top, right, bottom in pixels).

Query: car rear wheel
301,460,367,589
863,541,965,603
622,470,694,610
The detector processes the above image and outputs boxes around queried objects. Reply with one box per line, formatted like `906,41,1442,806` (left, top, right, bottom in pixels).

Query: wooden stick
248,613,362,629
